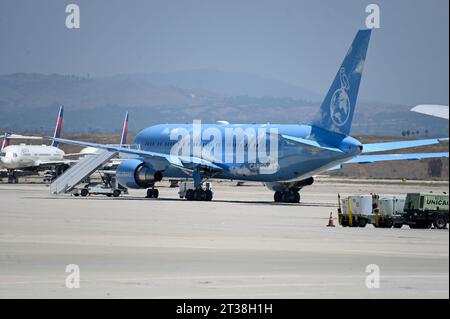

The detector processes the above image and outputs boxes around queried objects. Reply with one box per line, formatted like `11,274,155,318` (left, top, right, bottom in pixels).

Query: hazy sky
0,0,448,105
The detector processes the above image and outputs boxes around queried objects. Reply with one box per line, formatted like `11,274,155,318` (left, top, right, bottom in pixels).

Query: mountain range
0,71,447,137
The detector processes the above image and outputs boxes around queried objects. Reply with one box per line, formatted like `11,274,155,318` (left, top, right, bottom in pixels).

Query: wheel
384,219,394,228
80,188,89,197
146,189,154,198
13,177,18,184
341,219,349,227
186,189,194,201
106,194,112,197
358,218,367,228
73,193,79,197
292,191,300,203
152,189,159,199
113,189,121,198
274,191,282,203
205,189,213,201
433,217,447,229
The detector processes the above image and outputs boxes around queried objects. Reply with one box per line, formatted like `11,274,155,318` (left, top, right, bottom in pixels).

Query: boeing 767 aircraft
52,29,449,202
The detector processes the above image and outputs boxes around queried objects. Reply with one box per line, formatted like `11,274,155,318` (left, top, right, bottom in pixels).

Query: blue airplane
53,29,448,202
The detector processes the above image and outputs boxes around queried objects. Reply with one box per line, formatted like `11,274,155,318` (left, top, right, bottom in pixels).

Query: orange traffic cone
327,212,335,227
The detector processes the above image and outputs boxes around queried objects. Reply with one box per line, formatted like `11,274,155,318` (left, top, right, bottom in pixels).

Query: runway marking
1,273,448,286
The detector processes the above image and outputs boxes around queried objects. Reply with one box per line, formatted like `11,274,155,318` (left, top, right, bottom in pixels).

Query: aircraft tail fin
311,29,372,135
51,105,64,147
1,132,10,151
120,112,129,147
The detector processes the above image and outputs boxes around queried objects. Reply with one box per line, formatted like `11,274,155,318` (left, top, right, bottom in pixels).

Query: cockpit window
0,152,5,157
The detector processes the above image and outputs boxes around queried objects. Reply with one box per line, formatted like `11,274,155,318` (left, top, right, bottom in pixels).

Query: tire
80,188,89,197
205,189,213,201
73,193,79,197
153,189,159,199
186,189,194,201
106,194,112,197
384,219,394,229
341,219,349,227
113,189,121,198
274,191,282,203
292,192,300,203
358,218,367,228
433,217,447,230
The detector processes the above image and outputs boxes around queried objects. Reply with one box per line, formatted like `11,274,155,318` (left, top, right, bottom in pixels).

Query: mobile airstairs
50,150,117,194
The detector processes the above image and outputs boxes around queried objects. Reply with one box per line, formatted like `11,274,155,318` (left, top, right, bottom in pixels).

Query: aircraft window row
144,141,257,148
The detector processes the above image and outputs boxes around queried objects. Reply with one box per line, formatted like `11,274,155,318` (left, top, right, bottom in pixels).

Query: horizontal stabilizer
328,152,448,171
362,138,448,153
280,134,343,153
346,152,448,164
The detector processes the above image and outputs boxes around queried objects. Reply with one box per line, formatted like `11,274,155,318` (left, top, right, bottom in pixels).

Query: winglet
120,112,129,147
51,105,64,148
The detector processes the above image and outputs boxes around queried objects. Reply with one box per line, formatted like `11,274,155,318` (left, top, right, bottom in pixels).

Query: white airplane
77,112,130,168
0,106,76,183
411,104,449,120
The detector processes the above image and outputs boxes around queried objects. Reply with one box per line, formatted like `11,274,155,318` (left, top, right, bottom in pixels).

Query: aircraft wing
36,159,78,167
362,138,448,153
411,105,449,120
51,137,222,172
8,134,44,140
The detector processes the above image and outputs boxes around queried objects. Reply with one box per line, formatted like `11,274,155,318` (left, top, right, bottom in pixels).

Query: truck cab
402,193,449,229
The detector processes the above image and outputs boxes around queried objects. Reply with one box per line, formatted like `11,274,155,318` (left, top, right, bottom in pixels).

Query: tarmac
0,177,448,298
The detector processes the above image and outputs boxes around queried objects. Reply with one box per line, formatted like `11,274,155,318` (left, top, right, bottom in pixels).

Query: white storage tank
341,195,373,216
377,195,406,216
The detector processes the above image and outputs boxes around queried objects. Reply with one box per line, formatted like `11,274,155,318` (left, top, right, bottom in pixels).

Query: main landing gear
274,189,300,203
179,167,214,201
7,170,18,184
185,188,213,201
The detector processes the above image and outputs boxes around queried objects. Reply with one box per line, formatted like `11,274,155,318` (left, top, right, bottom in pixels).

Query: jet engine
116,158,163,189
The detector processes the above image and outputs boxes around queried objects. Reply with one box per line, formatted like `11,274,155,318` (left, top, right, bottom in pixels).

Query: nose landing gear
146,187,159,199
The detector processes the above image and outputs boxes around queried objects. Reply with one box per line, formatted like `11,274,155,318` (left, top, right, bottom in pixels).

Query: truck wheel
113,189,121,198
80,188,89,197
358,218,367,228
341,219,349,227
433,217,447,230
384,219,394,228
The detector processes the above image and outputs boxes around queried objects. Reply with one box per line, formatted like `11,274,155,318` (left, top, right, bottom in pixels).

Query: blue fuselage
132,124,362,182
